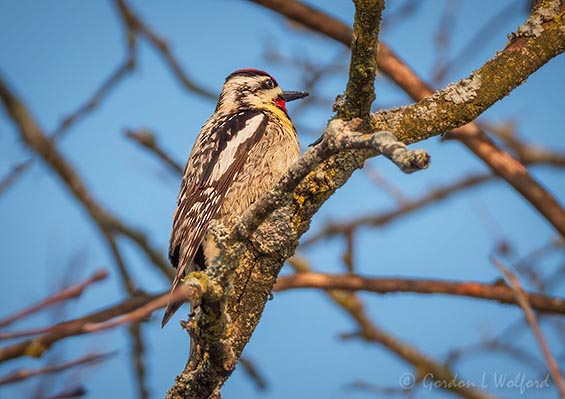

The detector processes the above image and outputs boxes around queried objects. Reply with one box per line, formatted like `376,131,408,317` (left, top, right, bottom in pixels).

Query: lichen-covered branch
251,0,565,238
336,0,384,121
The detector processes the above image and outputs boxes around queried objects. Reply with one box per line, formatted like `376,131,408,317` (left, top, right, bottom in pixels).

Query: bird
162,69,308,327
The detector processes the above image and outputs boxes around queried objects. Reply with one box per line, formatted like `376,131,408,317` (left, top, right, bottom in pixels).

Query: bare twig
302,172,494,246
493,257,565,398
114,0,216,100
274,272,565,314
0,269,108,329
129,323,149,399
0,291,162,363
0,57,135,196
0,352,115,385
124,129,184,175
0,73,172,280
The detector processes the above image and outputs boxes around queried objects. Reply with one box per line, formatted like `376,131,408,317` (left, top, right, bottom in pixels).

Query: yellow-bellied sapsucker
162,69,308,326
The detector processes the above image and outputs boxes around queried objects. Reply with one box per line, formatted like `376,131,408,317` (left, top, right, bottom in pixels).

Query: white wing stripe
209,114,264,182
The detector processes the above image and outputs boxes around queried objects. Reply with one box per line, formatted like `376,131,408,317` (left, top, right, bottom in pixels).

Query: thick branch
274,272,565,314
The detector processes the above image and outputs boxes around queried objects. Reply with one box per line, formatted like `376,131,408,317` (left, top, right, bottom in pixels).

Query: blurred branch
0,269,108,329
129,323,149,399
479,120,565,166
124,129,184,175
288,258,498,399
251,0,565,238
239,356,268,391
444,2,520,80
114,0,216,100
431,0,458,84
447,339,546,371
493,257,565,397
363,162,410,205
36,386,87,399
0,290,167,363
0,73,172,280
0,352,115,386
274,272,565,314
0,57,135,196
302,172,494,246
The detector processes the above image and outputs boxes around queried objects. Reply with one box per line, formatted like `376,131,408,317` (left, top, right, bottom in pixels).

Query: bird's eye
264,79,275,89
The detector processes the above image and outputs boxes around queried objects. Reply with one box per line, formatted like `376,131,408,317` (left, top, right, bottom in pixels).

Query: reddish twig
493,257,565,397
287,258,497,399
0,269,108,328
0,292,161,363
0,352,115,386
274,272,565,314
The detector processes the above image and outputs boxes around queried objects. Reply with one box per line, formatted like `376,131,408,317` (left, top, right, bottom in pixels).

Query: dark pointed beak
281,91,309,102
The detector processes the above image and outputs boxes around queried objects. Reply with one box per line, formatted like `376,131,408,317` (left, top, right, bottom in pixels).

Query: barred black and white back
162,69,308,326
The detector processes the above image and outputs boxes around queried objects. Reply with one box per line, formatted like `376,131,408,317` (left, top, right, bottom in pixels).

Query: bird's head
216,69,309,115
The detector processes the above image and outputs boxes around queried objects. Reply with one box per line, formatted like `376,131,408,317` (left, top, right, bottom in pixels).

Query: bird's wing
163,110,268,325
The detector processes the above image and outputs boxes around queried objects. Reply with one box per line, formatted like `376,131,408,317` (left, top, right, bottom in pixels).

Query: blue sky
1,1,564,398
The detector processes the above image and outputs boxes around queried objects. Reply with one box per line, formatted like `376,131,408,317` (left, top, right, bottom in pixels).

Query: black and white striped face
215,69,308,115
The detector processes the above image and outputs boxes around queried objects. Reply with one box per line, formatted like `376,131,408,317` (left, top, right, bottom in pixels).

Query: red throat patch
275,98,287,112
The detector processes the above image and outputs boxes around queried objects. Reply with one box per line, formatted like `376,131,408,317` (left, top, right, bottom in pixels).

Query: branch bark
336,0,384,121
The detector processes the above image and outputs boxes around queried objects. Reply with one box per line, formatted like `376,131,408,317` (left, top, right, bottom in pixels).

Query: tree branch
0,73,172,280
0,269,108,328
493,257,565,397
0,352,115,386
166,4,565,396
336,0,384,121
0,292,161,363
286,259,499,399
274,272,565,314
251,0,565,237
114,0,216,100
